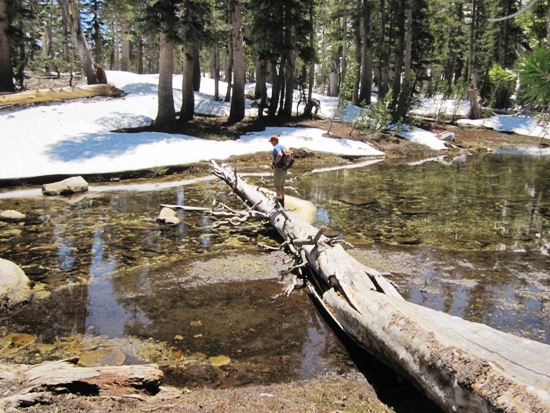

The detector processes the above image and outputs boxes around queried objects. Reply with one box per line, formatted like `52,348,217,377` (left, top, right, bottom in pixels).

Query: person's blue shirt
272,144,286,166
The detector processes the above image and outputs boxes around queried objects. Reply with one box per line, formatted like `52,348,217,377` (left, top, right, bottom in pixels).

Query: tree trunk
155,32,175,128
0,359,163,409
468,83,481,119
395,0,412,121
268,60,279,116
211,45,220,101
276,55,287,115
180,44,195,123
282,51,295,117
358,0,373,105
0,0,14,92
467,0,478,90
391,0,405,114
224,32,232,103
121,20,130,71
193,46,201,92
305,1,316,117
210,161,550,413
377,0,389,99
229,0,245,123
254,56,262,98
351,0,362,105
112,22,120,69
92,0,101,63
256,56,268,117
58,0,96,84
137,37,143,74
341,13,348,95
61,9,70,62
328,60,339,97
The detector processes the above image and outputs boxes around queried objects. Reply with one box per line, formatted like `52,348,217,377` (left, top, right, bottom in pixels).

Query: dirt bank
15,373,395,413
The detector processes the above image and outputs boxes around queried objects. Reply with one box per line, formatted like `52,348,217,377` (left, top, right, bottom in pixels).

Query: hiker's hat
268,135,279,143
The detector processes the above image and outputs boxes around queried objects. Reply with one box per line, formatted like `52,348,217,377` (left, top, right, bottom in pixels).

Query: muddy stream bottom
0,249,443,412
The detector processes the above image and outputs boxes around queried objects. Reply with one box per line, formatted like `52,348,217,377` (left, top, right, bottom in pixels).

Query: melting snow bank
409,97,471,118
0,123,383,181
241,127,385,157
389,124,448,150
458,116,550,139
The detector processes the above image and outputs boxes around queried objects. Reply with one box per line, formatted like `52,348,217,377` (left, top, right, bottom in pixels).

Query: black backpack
281,148,294,169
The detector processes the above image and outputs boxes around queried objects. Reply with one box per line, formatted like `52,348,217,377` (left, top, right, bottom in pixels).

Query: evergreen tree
517,46,550,107
0,0,15,92
516,0,549,46
58,0,97,84
248,0,314,117
179,0,214,122
228,0,245,122
35,0,68,74
7,1,42,88
143,0,179,128
2,0,548,124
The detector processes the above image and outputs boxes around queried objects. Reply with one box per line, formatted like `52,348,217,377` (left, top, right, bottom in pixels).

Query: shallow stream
0,151,548,409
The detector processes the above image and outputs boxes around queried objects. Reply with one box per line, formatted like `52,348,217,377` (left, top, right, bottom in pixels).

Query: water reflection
299,153,550,255
86,217,151,337
0,152,548,375
297,153,549,343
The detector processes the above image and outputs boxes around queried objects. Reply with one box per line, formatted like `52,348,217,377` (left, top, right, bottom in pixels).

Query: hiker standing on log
269,135,287,208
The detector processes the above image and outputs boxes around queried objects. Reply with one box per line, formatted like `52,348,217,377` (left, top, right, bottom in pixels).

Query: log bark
0,84,123,107
0,358,162,410
211,160,550,413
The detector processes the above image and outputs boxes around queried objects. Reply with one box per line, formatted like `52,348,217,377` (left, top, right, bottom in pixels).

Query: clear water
299,153,550,343
0,152,548,391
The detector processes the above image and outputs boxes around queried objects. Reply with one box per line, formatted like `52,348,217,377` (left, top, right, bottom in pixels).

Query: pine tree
0,0,15,92
58,0,97,84
518,46,550,107
248,0,314,117
228,0,245,122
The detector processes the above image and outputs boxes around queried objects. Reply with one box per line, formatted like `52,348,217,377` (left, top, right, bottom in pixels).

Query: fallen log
210,160,550,413
0,358,162,410
0,84,123,107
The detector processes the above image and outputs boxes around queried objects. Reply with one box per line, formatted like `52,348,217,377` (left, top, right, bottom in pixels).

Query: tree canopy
1,0,549,124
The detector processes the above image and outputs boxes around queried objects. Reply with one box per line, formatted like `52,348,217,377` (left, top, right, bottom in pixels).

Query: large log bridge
210,161,550,413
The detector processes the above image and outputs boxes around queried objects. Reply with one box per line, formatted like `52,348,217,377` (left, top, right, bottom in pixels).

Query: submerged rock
156,207,180,226
78,346,126,367
210,355,231,367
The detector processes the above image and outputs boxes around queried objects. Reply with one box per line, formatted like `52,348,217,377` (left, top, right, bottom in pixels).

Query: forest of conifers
1,0,549,127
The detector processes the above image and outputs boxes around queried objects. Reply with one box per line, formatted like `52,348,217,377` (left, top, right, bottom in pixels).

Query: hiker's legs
273,168,287,207
276,186,285,207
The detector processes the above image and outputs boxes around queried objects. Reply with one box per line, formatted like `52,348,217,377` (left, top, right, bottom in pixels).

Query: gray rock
0,258,32,311
439,131,455,141
42,176,89,196
0,210,26,222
